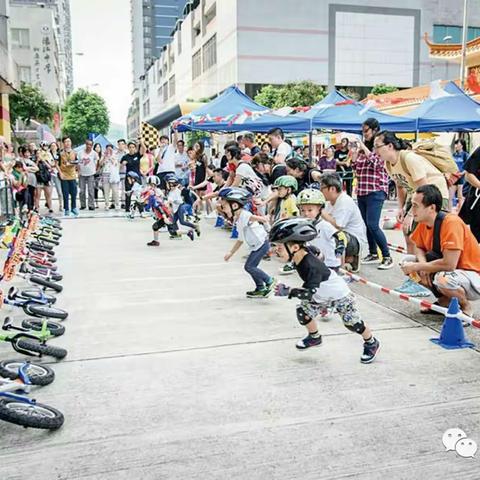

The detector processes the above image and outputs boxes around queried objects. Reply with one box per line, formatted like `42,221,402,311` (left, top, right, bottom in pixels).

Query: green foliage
370,83,399,95
254,81,326,109
62,89,110,145
254,85,282,109
339,88,361,101
9,83,53,125
185,131,210,147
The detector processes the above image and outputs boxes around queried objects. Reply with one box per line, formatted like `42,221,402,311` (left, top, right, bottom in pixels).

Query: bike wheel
23,303,68,320
0,399,64,429
36,236,59,246
0,360,55,386
17,288,57,304
21,319,65,337
15,339,67,359
29,275,63,293
29,242,54,253
28,260,57,271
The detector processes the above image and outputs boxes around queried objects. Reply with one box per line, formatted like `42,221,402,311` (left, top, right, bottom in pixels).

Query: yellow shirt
58,150,78,180
277,195,299,220
388,151,449,200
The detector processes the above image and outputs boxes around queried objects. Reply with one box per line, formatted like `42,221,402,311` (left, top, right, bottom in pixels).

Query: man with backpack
400,185,480,318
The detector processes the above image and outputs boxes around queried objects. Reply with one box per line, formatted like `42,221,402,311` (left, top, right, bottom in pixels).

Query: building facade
0,0,19,143
10,0,73,95
127,0,480,136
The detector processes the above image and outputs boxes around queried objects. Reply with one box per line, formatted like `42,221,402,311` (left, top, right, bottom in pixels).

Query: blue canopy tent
175,85,310,133
406,81,480,132
74,133,113,153
294,90,417,133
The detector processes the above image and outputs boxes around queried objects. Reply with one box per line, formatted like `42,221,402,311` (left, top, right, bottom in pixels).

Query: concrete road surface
0,215,479,479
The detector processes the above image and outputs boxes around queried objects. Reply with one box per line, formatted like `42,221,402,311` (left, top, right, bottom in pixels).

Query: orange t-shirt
411,214,480,273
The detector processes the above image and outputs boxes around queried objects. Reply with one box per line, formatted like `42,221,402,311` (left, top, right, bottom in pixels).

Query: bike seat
2,317,12,329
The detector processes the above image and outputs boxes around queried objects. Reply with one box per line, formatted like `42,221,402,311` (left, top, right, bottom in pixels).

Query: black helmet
223,187,251,206
269,218,317,244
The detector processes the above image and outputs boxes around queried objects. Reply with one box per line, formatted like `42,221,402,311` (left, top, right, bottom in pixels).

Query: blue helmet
165,173,179,185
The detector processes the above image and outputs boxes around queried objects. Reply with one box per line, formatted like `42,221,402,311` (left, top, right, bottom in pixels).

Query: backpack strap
432,211,446,258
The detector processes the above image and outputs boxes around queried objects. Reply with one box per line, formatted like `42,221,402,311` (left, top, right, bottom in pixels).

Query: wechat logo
442,428,477,458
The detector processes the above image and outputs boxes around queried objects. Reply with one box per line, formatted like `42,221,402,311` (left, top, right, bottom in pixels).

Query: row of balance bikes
0,213,67,431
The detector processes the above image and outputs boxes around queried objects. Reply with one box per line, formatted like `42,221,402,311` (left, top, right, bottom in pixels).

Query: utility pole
460,0,469,89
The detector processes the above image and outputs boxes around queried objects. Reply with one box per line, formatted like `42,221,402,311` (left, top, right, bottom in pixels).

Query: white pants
103,182,119,209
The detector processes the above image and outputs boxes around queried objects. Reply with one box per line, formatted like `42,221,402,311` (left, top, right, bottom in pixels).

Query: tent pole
309,130,313,163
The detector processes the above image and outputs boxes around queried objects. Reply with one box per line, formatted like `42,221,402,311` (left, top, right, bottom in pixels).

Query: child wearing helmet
223,188,276,298
272,175,299,276
165,175,200,241
125,171,144,219
270,218,380,362
296,188,347,272
271,175,299,222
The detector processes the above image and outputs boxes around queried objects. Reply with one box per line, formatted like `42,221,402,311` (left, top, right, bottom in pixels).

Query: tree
9,82,53,126
370,83,398,95
254,81,326,109
62,89,110,145
254,85,282,109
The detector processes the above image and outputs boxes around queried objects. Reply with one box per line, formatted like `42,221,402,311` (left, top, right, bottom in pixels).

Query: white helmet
147,175,160,186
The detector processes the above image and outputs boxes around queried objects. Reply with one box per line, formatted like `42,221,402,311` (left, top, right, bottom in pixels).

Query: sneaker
246,288,269,298
80,207,86,210
187,230,194,241
71,208,79,217
263,277,277,297
361,254,380,264
195,226,201,237
63,210,70,216
279,263,296,275
169,234,182,240
394,278,431,297
147,240,160,246
377,256,394,270
360,337,380,364
296,334,323,350
88,207,95,211
109,204,115,210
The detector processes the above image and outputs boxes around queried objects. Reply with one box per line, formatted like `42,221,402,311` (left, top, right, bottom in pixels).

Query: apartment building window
143,99,150,117
157,85,163,98
204,3,216,25
202,34,217,72
177,24,182,55
169,75,175,98
162,81,168,102
192,49,202,79
17,66,31,84
11,28,30,49
157,66,163,84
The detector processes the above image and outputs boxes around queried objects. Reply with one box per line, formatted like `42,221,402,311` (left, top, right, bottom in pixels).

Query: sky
70,0,132,129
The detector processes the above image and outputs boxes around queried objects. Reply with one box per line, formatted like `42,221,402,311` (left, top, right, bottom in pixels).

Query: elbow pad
333,231,347,257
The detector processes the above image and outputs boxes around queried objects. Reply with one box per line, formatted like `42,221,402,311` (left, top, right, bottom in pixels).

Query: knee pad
344,321,366,334
152,220,163,231
296,306,313,326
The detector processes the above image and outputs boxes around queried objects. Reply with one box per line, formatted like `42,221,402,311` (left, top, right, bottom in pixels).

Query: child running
222,188,276,298
270,217,380,362
165,174,200,241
